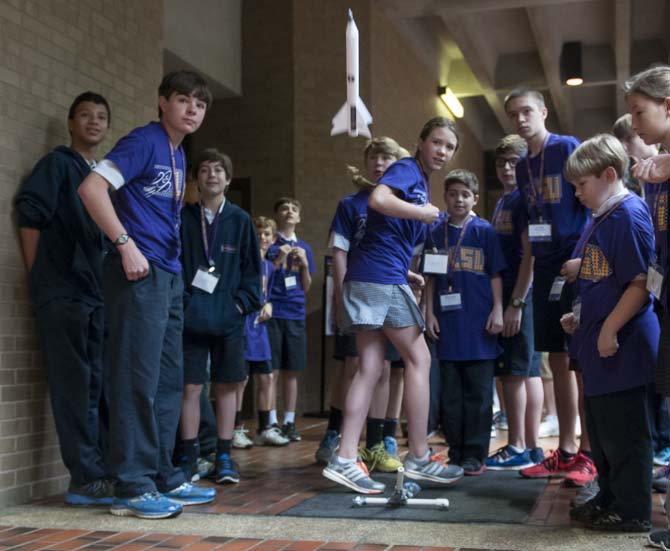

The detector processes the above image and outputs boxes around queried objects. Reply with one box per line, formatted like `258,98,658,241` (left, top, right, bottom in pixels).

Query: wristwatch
511,297,526,309
114,233,130,246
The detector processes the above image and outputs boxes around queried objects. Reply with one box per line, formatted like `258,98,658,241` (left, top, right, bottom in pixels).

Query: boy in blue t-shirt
562,134,657,532
265,197,316,442
425,169,506,475
78,71,216,519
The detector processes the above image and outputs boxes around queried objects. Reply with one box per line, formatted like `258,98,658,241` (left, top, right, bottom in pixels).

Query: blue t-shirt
645,180,670,308
426,215,507,361
329,189,369,257
491,189,526,292
105,122,185,274
266,235,316,320
516,133,587,266
346,158,428,285
245,259,274,362
573,194,658,397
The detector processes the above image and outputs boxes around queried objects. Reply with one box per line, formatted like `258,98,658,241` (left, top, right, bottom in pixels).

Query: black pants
441,359,494,464
103,255,185,498
584,385,653,522
35,299,106,487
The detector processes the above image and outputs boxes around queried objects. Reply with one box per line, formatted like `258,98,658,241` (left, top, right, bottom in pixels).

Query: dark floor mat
280,470,547,523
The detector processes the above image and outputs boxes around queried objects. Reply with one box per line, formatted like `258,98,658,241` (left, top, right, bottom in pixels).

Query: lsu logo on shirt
580,243,612,281
493,209,513,235
527,174,562,207
448,246,485,274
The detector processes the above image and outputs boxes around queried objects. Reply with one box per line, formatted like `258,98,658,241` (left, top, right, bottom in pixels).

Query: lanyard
445,214,473,288
169,143,184,229
199,203,222,267
491,194,508,230
526,133,551,218
262,260,270,301
414,157,430,203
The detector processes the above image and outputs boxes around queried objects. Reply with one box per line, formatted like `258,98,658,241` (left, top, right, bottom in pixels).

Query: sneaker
655,447,670,466
257,426,290,446
322,458,386,494
519,449,576,478
383,436,400,460
65,478,114,506
359,442,402,473
529,447,544,464
585,510,651,532
569,498,602,524
196,456,215,480
282,422,301,442
462,457,486,476
570,479,599,508
538,415,559,438
485,446,533,471
110,491,182,519
176,452,200,483
215,453,240,484
648,529,670,549
315,429,340,465
653,465,670,493
563,452,597,488
164,482,216,505
403,452,464,484
233,427,254,449
493,410,508,431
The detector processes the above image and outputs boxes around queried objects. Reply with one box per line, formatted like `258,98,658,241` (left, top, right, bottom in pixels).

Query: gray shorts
341,281,425,334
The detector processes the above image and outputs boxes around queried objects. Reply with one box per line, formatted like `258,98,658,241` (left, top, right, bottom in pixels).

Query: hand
419,203,440,225
560,258,582,283
502,305,522,338
277,244,292,264
485,307,503,335
119,239,149,281
597,326,619,358
631,154,670,183
426,313,440,341
407,270,425,289
291,246,308,266
560,312,578,335
258,302,273,322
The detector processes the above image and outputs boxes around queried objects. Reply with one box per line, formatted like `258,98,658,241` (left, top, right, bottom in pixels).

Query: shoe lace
542,449,561,469
218,454,234,471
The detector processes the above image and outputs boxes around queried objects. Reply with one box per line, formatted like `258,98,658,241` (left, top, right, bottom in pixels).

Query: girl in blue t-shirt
322,117,465,494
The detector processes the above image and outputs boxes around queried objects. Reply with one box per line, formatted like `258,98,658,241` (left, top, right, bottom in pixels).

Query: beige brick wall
0,0,163,505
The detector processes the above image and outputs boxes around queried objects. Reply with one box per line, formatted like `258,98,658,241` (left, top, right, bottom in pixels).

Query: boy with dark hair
563,134,657,532
178,148,261,485
425,169,506,475
16,91,111,505
78,70,216,519
266,197,316,442
504,87,593,483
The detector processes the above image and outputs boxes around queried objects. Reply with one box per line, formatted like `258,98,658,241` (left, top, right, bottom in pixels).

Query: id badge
423,252,448,275
548,276,566,302
439,291,462,311
284,275,298,290
571,297,582,327
528,223,552,242
192,266,220,294
648,264,664,300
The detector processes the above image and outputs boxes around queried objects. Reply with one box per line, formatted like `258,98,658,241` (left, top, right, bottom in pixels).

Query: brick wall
0,0,163,505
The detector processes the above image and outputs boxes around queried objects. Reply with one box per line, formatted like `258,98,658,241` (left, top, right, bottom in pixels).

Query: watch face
116,234,129,245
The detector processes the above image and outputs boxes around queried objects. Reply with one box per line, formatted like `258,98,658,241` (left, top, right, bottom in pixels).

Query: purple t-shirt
492,189,526,292
644,180,670,308
329,189,369,257
245,259,274,362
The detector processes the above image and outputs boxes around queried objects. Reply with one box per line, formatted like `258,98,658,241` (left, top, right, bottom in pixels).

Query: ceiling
376,0,670,149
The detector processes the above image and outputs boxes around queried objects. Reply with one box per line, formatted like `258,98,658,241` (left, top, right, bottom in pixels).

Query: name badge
439,291,462,311
528,223,552,242
284,275,298,290
648,265,664,300
548,276,566,302
423,252,448,275
571,297,582,326
192,266,220,294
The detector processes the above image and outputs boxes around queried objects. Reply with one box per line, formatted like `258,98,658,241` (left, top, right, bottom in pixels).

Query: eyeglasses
495,157,520,168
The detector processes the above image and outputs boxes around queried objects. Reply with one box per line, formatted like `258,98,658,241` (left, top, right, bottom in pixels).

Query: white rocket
330,9,373,138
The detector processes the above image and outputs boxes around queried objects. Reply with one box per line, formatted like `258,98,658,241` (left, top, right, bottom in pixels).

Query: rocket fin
356,96,373,124
330,103,349,136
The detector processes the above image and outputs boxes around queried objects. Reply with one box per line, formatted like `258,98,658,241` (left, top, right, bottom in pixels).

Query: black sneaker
585,510,651,533
65,478,114,506
282,422,301,441
569,498,601,524
648,529,670,549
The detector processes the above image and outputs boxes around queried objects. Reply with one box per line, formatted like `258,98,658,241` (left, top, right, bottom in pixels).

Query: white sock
284,411,295,424
269,410,278,425
334,455,354,465
509,444,525,454
413,450,430,463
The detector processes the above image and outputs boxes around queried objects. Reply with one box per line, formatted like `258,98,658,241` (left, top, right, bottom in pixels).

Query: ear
158,95,169,116
472,193,480,207
540,106,548,121
604,166,618,183
664,97,670,116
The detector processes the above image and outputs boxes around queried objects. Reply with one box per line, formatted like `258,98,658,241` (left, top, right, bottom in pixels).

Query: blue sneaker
215,453,240,484
383,436,399,460
529,447,544,464
164,482,216,505
65,478,114,506
654,447,670,466
110,491,182,519
486,446,533,470
315,429,340,465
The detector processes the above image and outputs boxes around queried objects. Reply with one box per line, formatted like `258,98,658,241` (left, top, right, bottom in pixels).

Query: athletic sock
216,438,232,456
258,410,270,432
365,417,385,449
559,448,576,461
234,411,242,428
269,409,278,426
508,444,525,454
327,407,343,433
284,411,295,424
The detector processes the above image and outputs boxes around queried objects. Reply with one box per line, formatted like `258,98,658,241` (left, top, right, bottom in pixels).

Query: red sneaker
519,449,576,478
564,452,597,488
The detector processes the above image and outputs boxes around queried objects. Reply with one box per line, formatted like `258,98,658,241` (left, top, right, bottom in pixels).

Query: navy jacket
180,200,262,337
15,146,104,309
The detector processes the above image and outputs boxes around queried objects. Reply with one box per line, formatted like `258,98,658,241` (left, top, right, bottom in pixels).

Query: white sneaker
232,427,254,449
256,426,290,446
538,415,559,438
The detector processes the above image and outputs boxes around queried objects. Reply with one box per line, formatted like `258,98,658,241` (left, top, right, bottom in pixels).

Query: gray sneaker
570,479,599,508
322,458,386,494
403,453,463,484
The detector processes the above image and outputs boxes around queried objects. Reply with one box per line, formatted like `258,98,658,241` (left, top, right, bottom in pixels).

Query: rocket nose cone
348,9,353,20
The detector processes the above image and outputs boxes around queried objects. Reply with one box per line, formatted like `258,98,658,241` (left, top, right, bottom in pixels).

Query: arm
77,172,149,281
18,228,40,272
293,246,312,294
597,278,649,357
631,154,670,183
236,219,263,314
331,247,347,329
424,276,440,340
369,184,439,224
502,229,534,337
486,274,504,334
